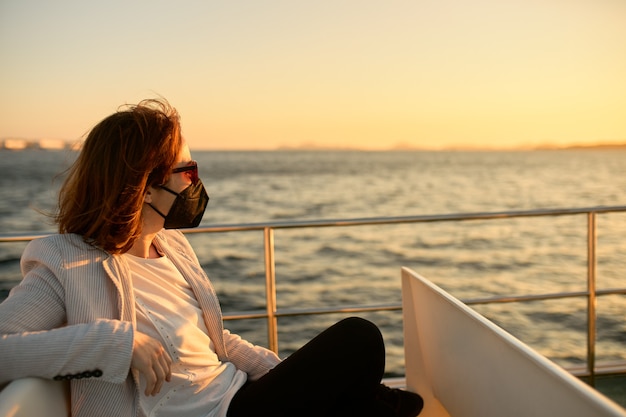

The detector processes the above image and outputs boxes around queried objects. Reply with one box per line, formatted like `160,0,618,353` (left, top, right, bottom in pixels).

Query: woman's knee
332,317,386,381
333,317,385,352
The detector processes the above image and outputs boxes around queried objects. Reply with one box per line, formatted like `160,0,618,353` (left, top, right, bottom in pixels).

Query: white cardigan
0,230,281,417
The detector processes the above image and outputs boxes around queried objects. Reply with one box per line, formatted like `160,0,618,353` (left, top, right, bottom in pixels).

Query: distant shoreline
532,143,626,151
216,143,626,152
2,138,625,152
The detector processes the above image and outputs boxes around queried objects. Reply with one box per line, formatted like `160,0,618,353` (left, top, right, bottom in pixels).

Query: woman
0,99,423,417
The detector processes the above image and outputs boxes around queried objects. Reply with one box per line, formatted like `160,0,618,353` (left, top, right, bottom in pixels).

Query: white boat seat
401,267,626,417
0,378,70,417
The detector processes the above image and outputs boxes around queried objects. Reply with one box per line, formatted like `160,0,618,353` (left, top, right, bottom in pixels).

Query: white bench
401,267,626,417
0,377,69,417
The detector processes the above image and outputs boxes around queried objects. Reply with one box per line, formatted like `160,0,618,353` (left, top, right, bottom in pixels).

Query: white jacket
0,230,281,416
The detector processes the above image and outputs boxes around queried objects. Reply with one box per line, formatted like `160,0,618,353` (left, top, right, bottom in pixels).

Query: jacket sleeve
222,329,282,381
0,320,134,384
0,237,134,384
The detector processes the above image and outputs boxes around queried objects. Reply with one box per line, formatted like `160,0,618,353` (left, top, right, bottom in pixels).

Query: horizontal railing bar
222,303,402,321
465,292,586,305
0,233,51,242
183,205,626,232
2,205,625,242
222,311,268,320
273,303,403,318
568,363,626,378
465,288,626,305
597,288,626,296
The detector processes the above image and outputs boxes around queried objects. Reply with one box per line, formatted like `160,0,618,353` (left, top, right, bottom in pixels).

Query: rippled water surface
1,149,625,375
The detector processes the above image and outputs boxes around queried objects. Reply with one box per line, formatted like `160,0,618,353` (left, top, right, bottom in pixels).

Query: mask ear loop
158,185,181,197
146,186,180,219
147,203,168,219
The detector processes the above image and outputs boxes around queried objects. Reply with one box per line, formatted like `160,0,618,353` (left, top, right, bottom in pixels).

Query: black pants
227,317,387,417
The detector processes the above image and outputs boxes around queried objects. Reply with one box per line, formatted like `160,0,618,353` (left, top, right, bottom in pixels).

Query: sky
1,0,625,151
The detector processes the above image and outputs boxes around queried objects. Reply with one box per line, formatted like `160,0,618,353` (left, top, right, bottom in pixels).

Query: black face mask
148,180,209,229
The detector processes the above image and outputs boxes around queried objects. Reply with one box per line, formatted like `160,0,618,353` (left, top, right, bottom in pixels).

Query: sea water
1,149,625,376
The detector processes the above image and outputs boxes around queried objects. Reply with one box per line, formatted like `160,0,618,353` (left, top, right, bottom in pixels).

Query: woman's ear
144,187,154,204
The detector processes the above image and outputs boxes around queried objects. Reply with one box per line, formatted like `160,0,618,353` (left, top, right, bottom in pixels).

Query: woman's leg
227,317,386,417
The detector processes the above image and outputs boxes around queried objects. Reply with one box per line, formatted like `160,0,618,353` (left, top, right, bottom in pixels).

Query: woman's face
144,141,195,228
165,141,194,192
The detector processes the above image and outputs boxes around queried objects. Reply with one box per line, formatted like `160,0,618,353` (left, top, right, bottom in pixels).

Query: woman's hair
56,98,182,254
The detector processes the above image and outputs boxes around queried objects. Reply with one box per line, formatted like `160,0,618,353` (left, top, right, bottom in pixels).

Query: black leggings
227,317,386,417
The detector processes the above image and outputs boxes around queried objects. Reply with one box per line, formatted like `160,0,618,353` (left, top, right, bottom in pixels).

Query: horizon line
2,137,625,152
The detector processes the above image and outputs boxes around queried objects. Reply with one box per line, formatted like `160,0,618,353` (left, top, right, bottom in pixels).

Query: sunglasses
171,160,199,185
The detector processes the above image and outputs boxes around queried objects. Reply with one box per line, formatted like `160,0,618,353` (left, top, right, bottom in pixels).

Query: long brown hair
56,99,182,253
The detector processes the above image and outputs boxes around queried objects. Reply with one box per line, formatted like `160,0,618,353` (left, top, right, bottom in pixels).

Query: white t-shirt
124,254,247,417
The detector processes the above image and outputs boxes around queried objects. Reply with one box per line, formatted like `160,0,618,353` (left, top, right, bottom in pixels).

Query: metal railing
2,205,626,385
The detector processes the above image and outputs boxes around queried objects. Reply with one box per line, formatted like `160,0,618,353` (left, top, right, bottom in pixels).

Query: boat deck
595,375,626,409
386,374,626,411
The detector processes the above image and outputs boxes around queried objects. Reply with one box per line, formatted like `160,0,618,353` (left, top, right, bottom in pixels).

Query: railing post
587,212,597,386
263,227,279,353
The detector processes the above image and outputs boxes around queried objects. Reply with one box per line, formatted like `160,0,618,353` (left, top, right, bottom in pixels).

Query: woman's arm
222,329,281,381
0,238,134,384
0,319,133,384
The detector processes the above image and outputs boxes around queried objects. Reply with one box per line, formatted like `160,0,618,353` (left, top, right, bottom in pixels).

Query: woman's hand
131,331,172,396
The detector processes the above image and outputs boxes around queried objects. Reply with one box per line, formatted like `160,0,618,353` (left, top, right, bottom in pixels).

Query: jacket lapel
154,234,228,359
102,255,136,323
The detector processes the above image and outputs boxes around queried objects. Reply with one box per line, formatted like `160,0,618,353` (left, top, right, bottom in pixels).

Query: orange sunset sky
1,0,625,151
